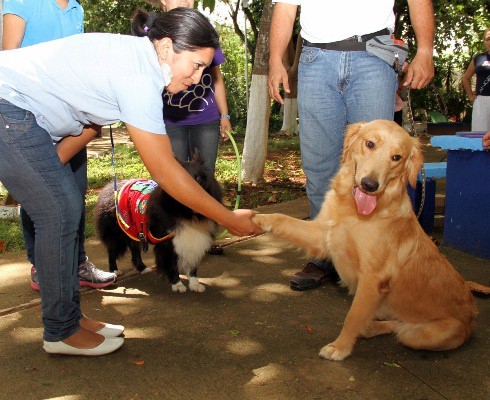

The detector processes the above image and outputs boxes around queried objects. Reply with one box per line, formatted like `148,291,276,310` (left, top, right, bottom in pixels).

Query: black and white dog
94,153,222,293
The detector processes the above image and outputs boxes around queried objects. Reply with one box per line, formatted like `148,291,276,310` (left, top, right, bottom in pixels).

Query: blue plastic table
430,135,489,259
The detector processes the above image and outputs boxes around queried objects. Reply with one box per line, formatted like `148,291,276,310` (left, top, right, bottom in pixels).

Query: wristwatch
221,114,231,119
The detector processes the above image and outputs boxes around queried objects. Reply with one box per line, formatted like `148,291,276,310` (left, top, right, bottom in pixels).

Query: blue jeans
21,147,88,266
0,99,83,342
298,48,397,268
165,120,220,173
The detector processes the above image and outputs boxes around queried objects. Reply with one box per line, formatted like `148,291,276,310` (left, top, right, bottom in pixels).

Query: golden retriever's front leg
319,275,384,361
253,213,329,259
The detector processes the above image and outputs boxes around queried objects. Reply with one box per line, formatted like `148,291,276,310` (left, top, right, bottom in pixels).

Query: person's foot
78,259,117,288
80,316,125,338
289,261,339,291
30,266,40,291
206,244,224,255
43,327,124,356
30,260,117,291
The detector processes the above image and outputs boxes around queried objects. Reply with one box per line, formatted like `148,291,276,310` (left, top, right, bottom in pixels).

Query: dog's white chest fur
172,219,215,274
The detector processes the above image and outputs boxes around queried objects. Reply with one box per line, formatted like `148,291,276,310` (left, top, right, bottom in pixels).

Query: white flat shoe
96,323,125,338
43,337,124,356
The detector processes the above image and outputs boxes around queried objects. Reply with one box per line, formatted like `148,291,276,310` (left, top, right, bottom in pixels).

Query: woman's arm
210,66,232,139
462,60,476,102
126,124,261,237
56,125,101,165
2,14,26,49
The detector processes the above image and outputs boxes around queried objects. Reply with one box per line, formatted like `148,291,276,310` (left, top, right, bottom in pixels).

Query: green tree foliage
395,0,490,120
217,24,251,129
83,0,158,34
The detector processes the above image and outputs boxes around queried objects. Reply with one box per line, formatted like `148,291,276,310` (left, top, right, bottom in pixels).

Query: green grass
0,133,304,254
0,216,24,252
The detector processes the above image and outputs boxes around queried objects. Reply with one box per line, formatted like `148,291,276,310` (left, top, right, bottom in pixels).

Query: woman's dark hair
131,7,219,53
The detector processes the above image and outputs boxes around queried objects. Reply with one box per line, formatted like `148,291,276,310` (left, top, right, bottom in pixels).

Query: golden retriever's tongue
354,187,377,215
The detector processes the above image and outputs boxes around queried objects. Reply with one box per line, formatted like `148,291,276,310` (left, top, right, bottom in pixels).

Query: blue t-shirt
0,33,168,138
2,0,84,47
162,48,225,126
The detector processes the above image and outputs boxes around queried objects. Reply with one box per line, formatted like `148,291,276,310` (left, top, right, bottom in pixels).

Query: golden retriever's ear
341,122,365,163
405,137,424,188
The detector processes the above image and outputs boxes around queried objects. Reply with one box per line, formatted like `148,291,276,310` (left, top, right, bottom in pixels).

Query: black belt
303,28,391,51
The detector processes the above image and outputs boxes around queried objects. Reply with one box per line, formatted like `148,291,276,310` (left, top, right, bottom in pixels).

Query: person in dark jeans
2,0,116,290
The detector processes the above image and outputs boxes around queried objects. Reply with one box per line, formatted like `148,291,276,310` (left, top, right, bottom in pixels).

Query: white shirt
274,0,396,43
0,33,167,140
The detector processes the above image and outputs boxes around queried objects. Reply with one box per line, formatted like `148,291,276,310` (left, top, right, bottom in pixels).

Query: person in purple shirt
161,0,233,255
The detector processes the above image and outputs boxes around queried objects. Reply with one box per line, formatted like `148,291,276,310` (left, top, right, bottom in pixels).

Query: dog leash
109,125,129,229
215,129,242,240
406,87,426,219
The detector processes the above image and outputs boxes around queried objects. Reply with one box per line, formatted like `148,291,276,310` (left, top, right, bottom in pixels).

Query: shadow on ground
0,197,488,400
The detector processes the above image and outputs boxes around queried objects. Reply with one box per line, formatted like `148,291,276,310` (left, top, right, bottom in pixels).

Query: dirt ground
0,198,488,400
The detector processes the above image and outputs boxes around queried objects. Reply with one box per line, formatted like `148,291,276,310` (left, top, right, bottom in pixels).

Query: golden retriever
253,120,481,361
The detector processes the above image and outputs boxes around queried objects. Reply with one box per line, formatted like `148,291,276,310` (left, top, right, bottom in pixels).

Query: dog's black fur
94,153,222,292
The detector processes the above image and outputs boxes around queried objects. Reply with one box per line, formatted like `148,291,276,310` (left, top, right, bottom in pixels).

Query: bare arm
126,124,262,237
404,0,435,89
462,60,476,102
268,3,298,104
210,66,231,139
55,125,101,165
2,14,26,50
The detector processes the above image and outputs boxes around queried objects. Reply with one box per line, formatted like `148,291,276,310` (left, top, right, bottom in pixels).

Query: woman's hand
220,116,232,140
223,209,263,237
469,93,477,103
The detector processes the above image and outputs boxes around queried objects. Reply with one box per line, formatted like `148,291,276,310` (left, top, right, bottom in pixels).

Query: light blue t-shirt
0,33,167,138
2,0,84,47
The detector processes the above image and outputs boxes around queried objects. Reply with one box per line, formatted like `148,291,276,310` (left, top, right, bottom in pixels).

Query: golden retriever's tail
465,281,490,295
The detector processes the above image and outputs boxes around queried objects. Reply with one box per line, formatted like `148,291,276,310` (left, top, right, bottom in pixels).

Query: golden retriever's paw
318,343,352,361
252,214,272,232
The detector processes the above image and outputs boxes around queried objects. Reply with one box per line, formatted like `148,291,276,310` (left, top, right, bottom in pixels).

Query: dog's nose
360,177,379,193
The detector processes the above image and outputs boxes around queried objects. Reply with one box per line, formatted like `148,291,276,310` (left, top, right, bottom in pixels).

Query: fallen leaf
227,330,240,336
383,362,401,368
348,375,355,381
304,325,313,334
134,360,145,366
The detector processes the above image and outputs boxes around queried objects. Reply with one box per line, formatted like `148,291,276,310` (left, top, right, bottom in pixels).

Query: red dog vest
116,179,172,244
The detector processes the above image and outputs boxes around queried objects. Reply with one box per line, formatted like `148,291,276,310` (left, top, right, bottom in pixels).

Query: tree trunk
279,98,298,135
241,0,273,184
279,36,301,135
